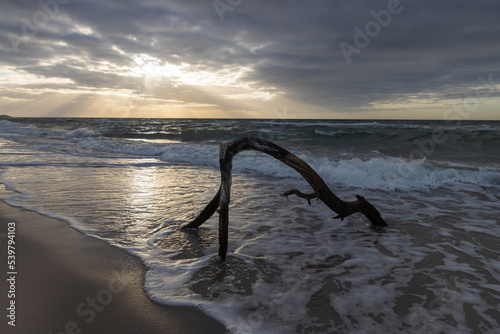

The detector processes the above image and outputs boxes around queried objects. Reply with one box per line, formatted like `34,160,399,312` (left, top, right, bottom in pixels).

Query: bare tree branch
182,137,387,260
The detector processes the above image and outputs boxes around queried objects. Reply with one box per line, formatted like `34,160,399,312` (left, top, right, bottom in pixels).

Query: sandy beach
0,186,227,334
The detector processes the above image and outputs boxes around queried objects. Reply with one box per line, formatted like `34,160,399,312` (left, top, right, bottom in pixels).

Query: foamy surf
1,117,499,333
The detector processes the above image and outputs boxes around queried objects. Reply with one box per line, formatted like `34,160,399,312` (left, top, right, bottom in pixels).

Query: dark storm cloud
1,0,499,113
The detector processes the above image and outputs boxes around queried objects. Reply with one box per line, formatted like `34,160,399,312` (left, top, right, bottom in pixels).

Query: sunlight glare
132,54,184,79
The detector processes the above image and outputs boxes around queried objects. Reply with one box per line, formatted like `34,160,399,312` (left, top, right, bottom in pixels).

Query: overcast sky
0,0,499,119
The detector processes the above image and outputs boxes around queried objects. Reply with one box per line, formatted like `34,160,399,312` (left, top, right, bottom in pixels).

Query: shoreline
0,186,227,334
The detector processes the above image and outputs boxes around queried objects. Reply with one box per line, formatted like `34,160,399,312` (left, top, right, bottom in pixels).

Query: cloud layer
0,0,499,118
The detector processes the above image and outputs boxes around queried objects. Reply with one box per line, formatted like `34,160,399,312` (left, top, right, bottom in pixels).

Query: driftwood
182,137,386,260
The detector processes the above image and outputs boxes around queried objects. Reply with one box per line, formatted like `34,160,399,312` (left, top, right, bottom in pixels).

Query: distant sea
1,117,500,333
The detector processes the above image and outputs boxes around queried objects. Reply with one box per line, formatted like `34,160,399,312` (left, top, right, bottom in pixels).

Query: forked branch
182,137,386,260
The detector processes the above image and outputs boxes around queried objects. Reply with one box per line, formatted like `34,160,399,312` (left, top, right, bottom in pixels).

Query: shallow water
1,118,499,333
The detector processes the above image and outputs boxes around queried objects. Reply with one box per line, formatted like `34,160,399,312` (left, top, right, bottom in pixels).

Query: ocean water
1,117,500,333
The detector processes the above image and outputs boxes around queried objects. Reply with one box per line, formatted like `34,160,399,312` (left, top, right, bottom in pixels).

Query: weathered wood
218,142,232,260
282,189,318,205
182,137,387,260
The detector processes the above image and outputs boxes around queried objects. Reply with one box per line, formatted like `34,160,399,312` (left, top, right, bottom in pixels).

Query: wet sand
0,187,227,334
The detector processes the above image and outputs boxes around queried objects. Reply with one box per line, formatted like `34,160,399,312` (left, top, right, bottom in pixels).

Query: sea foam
1,118,500,333
1,118,499,193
